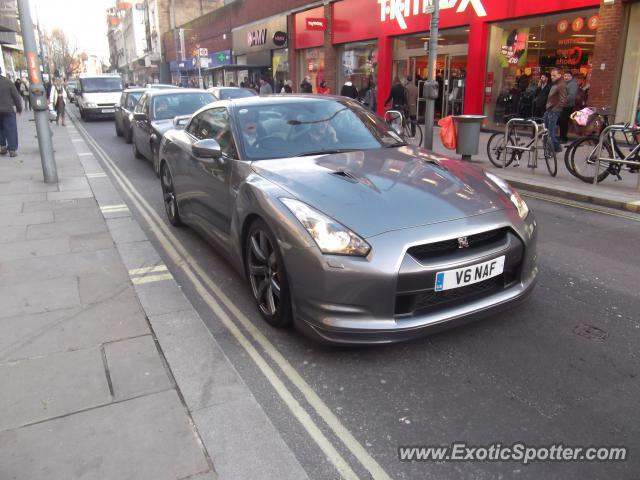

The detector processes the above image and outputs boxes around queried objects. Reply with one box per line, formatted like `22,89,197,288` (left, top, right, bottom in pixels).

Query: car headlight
281,198,371,256
86,102,97,108
485,172,529,220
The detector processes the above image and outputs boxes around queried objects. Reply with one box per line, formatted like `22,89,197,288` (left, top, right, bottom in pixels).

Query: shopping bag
438,115,457,150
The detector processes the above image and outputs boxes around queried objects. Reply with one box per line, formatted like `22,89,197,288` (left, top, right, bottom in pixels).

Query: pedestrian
533,72,551,118
544,67,568,153
0,66,23,157
362,78,377,112
49,78,68,126
340,77,358,99
384,76,407,114
317,80,330,95
300,76,313,93
259,76,273,94
405,76,418,136
18,78,31,111
281,80,293,93
559,70,578,143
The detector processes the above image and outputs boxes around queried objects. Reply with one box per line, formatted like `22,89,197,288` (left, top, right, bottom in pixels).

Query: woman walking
49,78,68,126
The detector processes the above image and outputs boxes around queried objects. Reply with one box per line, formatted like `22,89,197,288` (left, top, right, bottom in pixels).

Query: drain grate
573,324,608,341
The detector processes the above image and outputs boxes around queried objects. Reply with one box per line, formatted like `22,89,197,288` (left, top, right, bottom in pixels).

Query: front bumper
282,210,538,345
83,106,117,117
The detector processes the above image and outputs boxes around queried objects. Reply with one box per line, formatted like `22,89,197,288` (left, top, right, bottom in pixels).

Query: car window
126,92,142,109
134,95,147,114
191,108,238,159
151,92,215,121
120,93,126,107
217,88,256,100
80,77,122,93
236,99,404,160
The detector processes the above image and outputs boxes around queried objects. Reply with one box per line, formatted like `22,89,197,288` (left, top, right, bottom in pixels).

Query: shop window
299,48,325,93
338,41,378,98
484,8,599,128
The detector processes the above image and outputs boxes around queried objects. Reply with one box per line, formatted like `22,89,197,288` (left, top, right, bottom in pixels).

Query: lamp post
17,0,57,183
422,0,440,150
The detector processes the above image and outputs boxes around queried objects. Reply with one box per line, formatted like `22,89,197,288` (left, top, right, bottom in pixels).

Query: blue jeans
544,110,560,151
0,112,18,151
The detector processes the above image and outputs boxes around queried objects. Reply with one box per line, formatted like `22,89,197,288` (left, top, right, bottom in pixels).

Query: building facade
163,0,638,125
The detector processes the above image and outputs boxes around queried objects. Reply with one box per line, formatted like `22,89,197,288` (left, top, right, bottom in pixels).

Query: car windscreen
217,88,256,100
81,77,123,93
126,92,143,109
236,99,405,160
152,92,215,121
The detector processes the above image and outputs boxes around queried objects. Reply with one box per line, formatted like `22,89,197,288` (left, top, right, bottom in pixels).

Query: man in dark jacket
533,72,551,117
300,76,313,94
0,67,23,157
559,70,578,143
340,78,358,99
544,67,568,153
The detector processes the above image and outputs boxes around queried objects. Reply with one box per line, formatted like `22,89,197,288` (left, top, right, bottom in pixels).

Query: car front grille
97,103,115,107
407,228,508,263
395,228,524,317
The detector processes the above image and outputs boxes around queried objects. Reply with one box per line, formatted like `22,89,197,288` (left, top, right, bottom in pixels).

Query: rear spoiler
173,115,191,128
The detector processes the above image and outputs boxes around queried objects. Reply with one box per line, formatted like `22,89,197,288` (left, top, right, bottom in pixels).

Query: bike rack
594,124,640,191
504,117,541,170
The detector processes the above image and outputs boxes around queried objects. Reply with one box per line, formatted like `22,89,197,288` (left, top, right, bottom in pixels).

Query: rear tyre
245,219,292,328
160,163,182,226
152,146,160,178
487,132,515,168
124,124,133,144
570,136,612,184
115,120,123,137
543,136,558,177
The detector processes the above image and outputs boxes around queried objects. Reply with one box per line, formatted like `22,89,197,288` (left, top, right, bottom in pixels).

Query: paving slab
193,396,309,480
0,347,111,431
27,216,107,240
58,176,90,192
47,190,93,201
149,310,252,411
0,289,149,362
0,192,46,205
0,236,70,262
69,231,115,253
22,197,97,213
0,225,26,243
104,335,173,400
107,216,147,244
0,210,53,226
0,276,80,319
53,205,104,224
0,390,210,480
133,280,192,317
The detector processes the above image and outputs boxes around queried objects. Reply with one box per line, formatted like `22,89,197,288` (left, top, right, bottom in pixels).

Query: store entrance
392,27,469,120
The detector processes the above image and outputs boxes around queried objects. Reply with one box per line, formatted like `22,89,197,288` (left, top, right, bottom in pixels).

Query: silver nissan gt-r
159,95,538,345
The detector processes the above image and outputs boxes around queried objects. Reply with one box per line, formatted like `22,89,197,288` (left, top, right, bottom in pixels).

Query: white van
76,74,123,120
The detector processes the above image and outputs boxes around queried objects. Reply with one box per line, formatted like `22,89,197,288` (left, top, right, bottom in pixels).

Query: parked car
158,95,538,344
207,87,257,100
115,88,146,143
76,74,123,120
131,89,215,176
66,80,78,103
145,83,181,89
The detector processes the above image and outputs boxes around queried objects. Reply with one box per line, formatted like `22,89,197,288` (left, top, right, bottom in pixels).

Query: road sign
198,48,208,57
424,5,435,14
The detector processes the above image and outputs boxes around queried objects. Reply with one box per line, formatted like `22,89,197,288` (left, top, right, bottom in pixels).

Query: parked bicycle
564,108,640,183
384,109,423,146
486,115,557,177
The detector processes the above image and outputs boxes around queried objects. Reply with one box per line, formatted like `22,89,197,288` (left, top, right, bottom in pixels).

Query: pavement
0,113,308,480
429,126,640,213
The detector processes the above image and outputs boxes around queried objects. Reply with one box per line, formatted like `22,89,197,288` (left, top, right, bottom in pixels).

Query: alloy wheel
247,229,281,317
161,164,181,226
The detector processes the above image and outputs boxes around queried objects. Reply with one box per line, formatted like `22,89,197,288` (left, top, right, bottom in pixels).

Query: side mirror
173,114,190,128
192,139,222,159
73,88,79,95
133,112,147,121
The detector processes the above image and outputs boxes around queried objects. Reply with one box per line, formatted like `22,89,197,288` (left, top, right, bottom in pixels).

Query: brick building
163,0,640,125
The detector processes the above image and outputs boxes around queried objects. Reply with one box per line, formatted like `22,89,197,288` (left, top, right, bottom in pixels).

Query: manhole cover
573,324,608,341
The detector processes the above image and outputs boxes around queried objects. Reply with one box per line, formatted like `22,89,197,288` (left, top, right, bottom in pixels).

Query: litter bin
453,115,486,161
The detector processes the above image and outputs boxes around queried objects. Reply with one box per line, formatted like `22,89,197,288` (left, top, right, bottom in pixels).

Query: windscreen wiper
297,148,359,156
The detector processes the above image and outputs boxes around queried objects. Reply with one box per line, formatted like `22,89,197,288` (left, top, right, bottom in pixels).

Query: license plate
101,108,115,113
435,256,505,292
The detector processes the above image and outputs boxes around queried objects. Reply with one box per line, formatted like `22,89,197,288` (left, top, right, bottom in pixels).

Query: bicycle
564,108,640,183
384,109,423,147
571,123,640,184
486,115,557,177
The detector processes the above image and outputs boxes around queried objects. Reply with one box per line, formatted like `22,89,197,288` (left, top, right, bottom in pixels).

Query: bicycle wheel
487,132,515,168
411,121,423,146
571,136,612,184
563,138,579,176
542,135,558,177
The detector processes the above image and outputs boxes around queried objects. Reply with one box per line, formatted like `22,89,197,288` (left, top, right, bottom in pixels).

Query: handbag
438,116,457,150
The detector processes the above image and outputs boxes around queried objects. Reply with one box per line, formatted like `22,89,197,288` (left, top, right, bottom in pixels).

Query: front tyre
543,136,558,177
245,219,292,328
160,163,182,226
487,132,515,168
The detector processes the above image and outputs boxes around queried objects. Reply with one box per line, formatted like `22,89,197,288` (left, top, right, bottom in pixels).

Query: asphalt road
73,110,640,480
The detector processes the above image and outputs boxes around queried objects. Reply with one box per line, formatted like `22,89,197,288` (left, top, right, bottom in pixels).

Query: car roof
124,88,147,93
143,88,212,98
224,94,347,107
146,84,181,88
79,74,121,79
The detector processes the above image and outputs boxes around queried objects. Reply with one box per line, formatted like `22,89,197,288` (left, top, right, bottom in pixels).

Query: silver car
159,95,538,344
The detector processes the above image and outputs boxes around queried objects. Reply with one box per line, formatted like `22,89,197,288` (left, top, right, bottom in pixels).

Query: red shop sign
306,18,327,31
